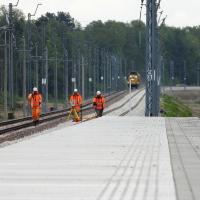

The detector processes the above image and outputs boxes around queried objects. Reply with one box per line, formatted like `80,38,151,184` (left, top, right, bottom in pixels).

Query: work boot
75,117,80,122
34,120,39,126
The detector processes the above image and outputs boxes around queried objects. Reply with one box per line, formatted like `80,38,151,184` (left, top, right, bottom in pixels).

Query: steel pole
8,3,14,110
4,31,8,119
93,47,96,95
129,81,131,113
184,60,187,88
106,51,109,93
88,46,91,97
81,56,85,100
45,47,48,111
23,37,26,116
170,60,174,89
64,49,68,105
27,13,31,93
104,51,107,93
109,55,112,93
145,0,158,116
96,48,100,92
162,58,165,92
35,44,38,88
78,50,81,92
54,50,58,109
197,65,200,86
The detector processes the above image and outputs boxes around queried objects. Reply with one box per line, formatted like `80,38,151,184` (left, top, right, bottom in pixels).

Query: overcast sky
1,0,199,28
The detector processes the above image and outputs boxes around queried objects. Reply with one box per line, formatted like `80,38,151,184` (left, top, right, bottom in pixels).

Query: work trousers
72,108,81,122
95,109,103,117
32,107,41,121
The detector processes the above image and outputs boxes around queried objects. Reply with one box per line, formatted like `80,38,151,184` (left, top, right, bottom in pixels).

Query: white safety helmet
33,87,38,92
74,88,78,93
96,91,101,95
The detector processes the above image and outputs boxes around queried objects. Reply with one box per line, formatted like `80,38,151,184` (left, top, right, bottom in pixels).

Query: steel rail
120,93,145,116
0,91,121,127
0,91,126,135
104,88,144,115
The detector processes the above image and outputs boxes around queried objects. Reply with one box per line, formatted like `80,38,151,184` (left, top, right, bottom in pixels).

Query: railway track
0,91,126,136
104,88,144,116
0,89,146,144
120,93,145,116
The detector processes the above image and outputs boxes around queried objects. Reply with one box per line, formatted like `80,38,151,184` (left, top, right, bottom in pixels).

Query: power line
158,10,163,24
160,15,167,26
156,0,162,10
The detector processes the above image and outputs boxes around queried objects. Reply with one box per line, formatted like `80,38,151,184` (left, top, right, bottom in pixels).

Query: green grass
161,95,193,117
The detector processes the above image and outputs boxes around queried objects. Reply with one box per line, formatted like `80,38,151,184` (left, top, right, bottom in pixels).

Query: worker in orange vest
93,91,105,117
69,89,82,122
28,87,42,126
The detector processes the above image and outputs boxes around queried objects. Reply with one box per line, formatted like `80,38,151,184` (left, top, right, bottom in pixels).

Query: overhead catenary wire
139,0,162,21
160,15,167,26
157,10,163,25
156,0,162,10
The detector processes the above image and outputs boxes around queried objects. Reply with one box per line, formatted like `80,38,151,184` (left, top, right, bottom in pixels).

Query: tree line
0,6,200,112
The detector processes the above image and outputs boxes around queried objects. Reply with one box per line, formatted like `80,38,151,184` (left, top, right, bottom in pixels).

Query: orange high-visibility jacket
93,95,105,110
28,92,42,109
70,93,82,112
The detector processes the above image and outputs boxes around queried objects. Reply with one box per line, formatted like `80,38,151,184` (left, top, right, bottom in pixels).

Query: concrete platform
0,117,176,200
166,117,200,200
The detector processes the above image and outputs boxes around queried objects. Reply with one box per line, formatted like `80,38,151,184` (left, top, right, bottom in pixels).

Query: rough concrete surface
0,117,176,200
166,117,200,200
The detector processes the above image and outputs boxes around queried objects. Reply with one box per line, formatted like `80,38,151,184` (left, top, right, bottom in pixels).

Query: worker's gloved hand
70,101,75,107
93,102,97,106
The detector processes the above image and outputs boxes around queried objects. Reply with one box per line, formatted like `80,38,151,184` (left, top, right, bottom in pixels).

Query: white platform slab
0,117,176,200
